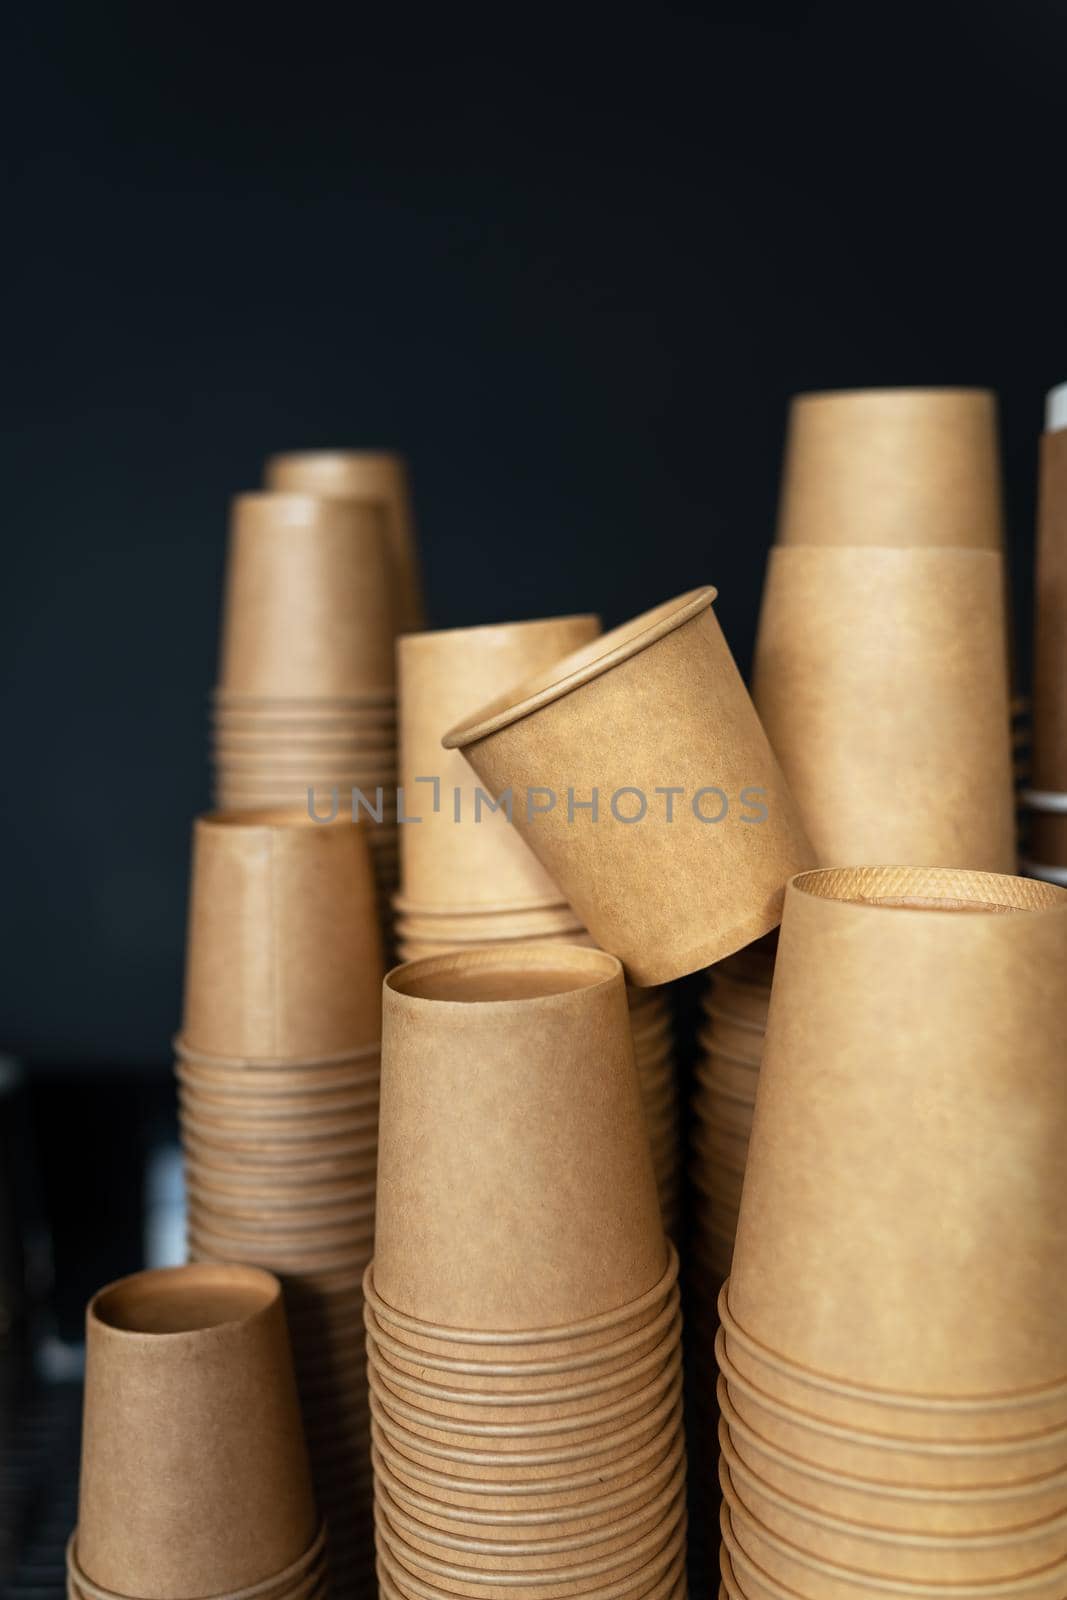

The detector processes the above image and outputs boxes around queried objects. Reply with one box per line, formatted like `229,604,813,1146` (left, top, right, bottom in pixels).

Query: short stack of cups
210,489,402,950
754,387,1017,874
1025,382,1067,884
366,943,689,1600
176,810,385,1595
718,865,1067,1599
397,617,682,1236
68,1263,326,1600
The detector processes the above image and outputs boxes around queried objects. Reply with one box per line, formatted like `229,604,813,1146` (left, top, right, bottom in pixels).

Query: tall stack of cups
397,617,681,1237
69,1264,327,1600
718,866,1067,1599
210,488,405,950
366,945,689,1600
752,387,1017,873
1025,382,1067,883
176,811,385,1595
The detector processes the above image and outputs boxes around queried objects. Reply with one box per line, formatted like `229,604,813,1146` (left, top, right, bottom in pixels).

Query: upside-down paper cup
443,590,815,985
752,546,1015,870
373,944,667,1329
218,491,396,697
180,810,383,1060
74,1264,318,1600
776,388,1004,550
728,865,1067,1400
265,449,424,632
398,616,601,914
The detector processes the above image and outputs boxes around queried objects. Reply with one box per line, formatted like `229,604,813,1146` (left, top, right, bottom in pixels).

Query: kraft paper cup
67,1527,329,1600
716,1359,1067,1492
181,810,384,1061
398,616,601,913
443,589,816,985
218,491,397,697
721,1440,1067,1584
776,388,1004,550
728,865,1067,1400
752,546,1015,870
374,944,667,1329
394,907,586,942
719,1396,1067,1539
264,449,424,632
374,1560,688,1600
74,1264,317,1600
719,1287,1067,1443
1028,424,1067,875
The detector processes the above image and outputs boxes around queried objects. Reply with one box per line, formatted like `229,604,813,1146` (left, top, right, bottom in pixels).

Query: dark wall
5,3,1065,1067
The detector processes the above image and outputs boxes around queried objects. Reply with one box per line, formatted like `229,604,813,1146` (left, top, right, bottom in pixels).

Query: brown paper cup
721,1441,1067,1584
373,945,667,1329
729,866,1067,1398
444,590,815,985
75,1264,317,1599
752,546,1015,870
399,616,601,914
776,388,1004,550
180,810,383,1060
1030,428,1067,872
218,491,396,697
264,449,424,632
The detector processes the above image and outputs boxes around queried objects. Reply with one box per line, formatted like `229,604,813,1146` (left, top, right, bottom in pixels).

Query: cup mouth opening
90,1263,279,1336
791,866,1067,918
790,385,994,410
385,944,623,1008
199,806,363,833
399,615,601,654
442,588,717,749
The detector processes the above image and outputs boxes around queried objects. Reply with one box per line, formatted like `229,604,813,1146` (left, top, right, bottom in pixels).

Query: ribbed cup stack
367,944,689,1600
69,1264,326,1600
176,811,385,1595
397,618,681,1238
210,487,408,952
718,866,1067,1599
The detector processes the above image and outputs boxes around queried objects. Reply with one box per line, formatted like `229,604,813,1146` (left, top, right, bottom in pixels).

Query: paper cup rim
86,1261,283,1344
719,1281,1067,1416
788,865,1067,920
363,1247,678,1346
174,1035,381,1071
67,1523,328,1600
383,944,624,1015
442,588,717,749
392,893,573,918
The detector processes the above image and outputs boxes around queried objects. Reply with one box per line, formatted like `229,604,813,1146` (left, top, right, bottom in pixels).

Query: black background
5,1,1067,1074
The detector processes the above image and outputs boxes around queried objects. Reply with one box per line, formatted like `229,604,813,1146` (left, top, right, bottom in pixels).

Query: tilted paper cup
728,866,1067,1398
75,1264,317,1599
752,546,1015,870
776,388,1004,550
443,590,815,985
374,944,667,1329
265,449,424,632
218,491,396,697
398,616,601,913
181,810,383,1060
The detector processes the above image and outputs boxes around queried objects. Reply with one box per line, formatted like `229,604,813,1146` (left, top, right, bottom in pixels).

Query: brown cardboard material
363,1251,678,1365
776,388,1004,550
443,590,816,985
720,1445,1067,1584
264,450,424,632
399,616,601,913
374,1559,688,1600
394,907,585,943
720,1399,1067,1539
727,866,1067,1399
716,1360,1067,1492
67,1527,329,1600
75,1264,317,1599
218,492,396,697
719,1287,1067,1443
1029,429,1067,872
374,945,666,1329
181,811,383,1060
752,546,1016,870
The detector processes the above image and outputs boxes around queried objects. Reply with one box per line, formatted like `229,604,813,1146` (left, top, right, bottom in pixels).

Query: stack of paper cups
69,1263,326,1600
210,490,402,950
367,944,689,1600
754,388,1016,872
177,811,385,1594
398,617,681,1237
265,449,425,633
718,865,1067,1598
1025,382,1067,883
